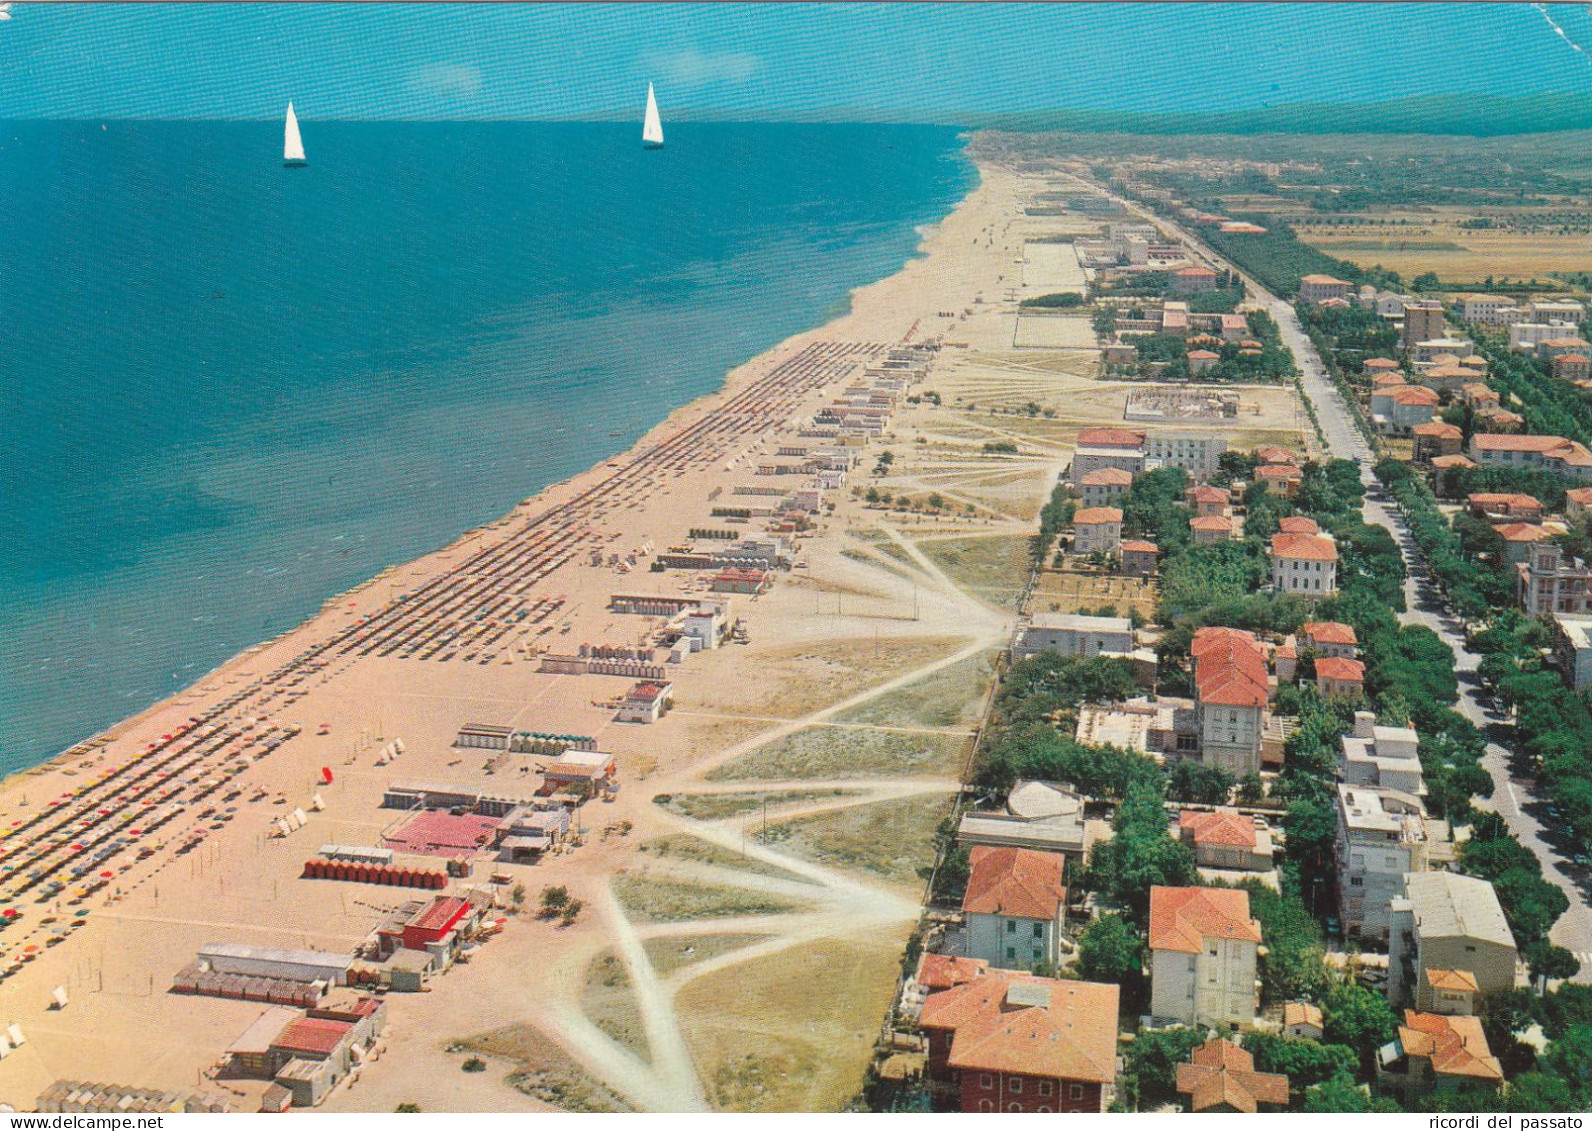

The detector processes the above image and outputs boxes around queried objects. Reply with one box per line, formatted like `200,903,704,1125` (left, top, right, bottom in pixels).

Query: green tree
1323,983,1400,1076
1074,913,1146,1010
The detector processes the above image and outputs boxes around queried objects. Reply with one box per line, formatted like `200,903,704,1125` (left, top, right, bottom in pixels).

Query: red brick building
919,970,1118,1113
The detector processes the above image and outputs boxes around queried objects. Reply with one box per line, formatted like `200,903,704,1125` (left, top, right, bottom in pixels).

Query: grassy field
831,650,994,730
753,791,955,889
580,949,650,1061
706,725,972,783
688,636,969,720
636,835,817,884
641,932,774,978
462,1026,634,1113
654,789,855,822
612,874,803,922
919,533,1032,607
676,936,906,1112
1027,569,1157,619
1294,215,1592,280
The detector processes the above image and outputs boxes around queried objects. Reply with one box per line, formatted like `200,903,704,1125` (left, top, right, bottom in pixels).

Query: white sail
642,83,664,148
284,102,307,165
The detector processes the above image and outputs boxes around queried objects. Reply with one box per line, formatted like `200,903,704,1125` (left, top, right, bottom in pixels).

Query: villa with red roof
1072,507,1123,556
1315,655,1366,699
1191,627,1270,776
1271,532,1338,597
1176,1038,1289,1113
1077,467,1134,508
1470,433,1592,482
1255,463,1303,497
1185,484,1229,517
961,846,1069,969
1148,886,1263,1027
1413,420,1463,462
1300,621,1357,658
1378,1012,1503,1099
919,970,1119,1113
1177,809,1274,872
1120,540,1158,578
1276,515,1319,535
1189,514,1235,545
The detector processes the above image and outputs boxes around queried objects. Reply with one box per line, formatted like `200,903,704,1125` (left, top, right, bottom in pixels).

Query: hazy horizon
2,3,1591,123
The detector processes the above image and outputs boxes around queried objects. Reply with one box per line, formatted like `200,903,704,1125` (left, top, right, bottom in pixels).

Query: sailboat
642,83,664,150
283,102,307,167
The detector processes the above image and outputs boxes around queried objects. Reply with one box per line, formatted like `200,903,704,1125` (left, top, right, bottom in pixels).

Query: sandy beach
0,148,1307,1113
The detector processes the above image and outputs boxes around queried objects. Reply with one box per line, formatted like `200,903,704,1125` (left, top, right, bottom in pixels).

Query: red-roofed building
1271,533,1338,597
1149,886,1262,1027
1174,266,1219,294
1298,275,1353,304
1177,1038,1290,1113
919,971,1119,1113
1192,627,1270,776
1470,433,1592,482
915,953,989,994
618,680,674,723
1178,809,1274,872
962,847,1068,969
1254,445,1299,467
1379,1012,1503,1098
1553,352,1591,383
1120,540,1158,577
1185,484,1229,517
1189,514,1235,544
1496,522,1554,565
1413,420,1464,463
1075,427,1146,450
1567,486,1592,523
1467,492,1544,522
1078,466,1135,508
1276,515,1319,536
1255,463,1303,498
1315,655,1366,699
1187,348,1219,376
1300,621,1357,658
1072,507,1123,556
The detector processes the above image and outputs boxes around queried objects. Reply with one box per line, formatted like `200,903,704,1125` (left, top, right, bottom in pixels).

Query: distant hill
975,93,1592,137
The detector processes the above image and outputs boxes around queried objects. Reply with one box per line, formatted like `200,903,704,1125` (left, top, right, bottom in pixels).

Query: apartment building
1336,784,1431,944
1271,532,1339,597
1191,627,1270,777
1388,872,1517,1013
1148,886,1263,1028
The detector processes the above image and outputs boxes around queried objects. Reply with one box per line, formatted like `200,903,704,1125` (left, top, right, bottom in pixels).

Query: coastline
0,145,1020,1112
7,137,980,786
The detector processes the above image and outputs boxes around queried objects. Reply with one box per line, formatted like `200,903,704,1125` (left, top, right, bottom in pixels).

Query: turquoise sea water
0,121,973,773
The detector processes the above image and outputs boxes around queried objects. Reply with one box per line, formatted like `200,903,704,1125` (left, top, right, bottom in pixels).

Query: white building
1271,532,1339,597
1509,321,1579,352
1146,431,1227,479
960,846,1069,969
1388,872,1518,1014
1073,507,1123,556
1013,614,1132,662
1148,886,1262,1028
1341,711,1425,796
1336,784,1431,944
1551,612,1592,691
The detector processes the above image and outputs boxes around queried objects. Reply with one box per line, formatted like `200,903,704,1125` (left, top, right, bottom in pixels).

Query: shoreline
0,145,1110,1113
9,140,980,788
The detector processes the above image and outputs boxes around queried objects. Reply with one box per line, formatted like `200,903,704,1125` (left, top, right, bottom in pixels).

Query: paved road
1116,192,1592,971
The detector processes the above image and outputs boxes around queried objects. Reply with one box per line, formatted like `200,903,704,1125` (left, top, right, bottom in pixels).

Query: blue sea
0,121,974,773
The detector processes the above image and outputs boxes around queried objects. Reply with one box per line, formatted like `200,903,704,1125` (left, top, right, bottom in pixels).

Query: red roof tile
1314,656,1365,683
1192,627,1268,708
1302,621,1356,647
919,972,1119,1084
1179,809,1258,850
962,847,1066,920
1271,532,1339,562
1149,886,1263,954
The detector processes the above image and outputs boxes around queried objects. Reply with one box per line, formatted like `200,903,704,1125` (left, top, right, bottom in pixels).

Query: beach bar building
199,943,353,986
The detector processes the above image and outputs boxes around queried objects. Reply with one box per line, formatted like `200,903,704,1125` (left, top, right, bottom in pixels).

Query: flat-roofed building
1518,542,1592,615
1388,872,1517,1012
1336,784,1430,943
1401,301,1447,349
1551,612,1592,690
1341,711,1424,796
1013,613,1132,662
1146,431,1226,479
